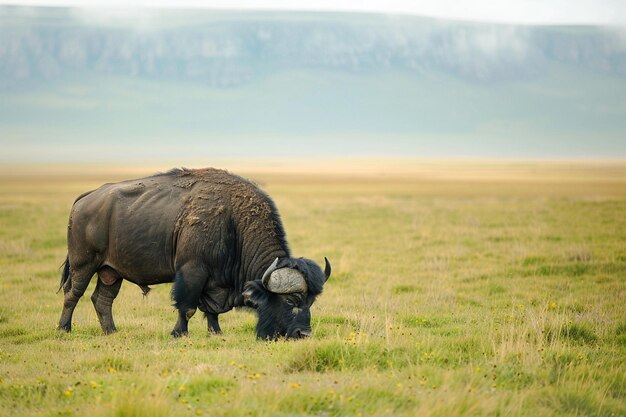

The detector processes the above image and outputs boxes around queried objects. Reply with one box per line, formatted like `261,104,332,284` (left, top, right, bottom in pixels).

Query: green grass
1,161,626,416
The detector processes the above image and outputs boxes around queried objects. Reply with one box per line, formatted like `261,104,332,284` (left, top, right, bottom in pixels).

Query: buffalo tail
57,255,70,294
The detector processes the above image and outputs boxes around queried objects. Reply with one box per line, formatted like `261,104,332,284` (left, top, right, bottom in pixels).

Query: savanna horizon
1,159,625,416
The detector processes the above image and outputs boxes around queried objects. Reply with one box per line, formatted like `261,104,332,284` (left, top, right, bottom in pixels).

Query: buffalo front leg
170,264,206,337
58,263,97,332
91,276,123,334
172,309,196,337
206,312,222,334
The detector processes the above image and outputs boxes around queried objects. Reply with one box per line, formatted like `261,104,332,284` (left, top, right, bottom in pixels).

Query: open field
1,160,625,417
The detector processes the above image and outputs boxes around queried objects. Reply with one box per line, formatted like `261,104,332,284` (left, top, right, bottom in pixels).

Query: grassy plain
1,160,625,417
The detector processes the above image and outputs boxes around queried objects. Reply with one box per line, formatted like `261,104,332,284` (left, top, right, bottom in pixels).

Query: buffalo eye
285,293,305,307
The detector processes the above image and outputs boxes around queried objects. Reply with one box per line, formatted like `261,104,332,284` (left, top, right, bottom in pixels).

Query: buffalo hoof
57,324,71,332
102,327,117,335
171,329,188,338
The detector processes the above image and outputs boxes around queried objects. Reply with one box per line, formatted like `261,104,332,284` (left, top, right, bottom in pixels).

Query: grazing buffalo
57,168,331,339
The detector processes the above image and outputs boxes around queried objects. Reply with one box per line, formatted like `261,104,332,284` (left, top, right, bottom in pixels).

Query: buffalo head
243,257,331,339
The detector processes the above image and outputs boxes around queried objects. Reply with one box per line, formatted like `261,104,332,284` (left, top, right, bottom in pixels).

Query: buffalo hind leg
206,312,222,334
91,275,123,334
170,265,206,337
58,262,97,332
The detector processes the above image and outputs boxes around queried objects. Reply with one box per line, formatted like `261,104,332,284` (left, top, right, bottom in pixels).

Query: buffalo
57,168,331,339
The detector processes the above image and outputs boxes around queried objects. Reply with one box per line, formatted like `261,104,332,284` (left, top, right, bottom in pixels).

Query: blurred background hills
2,6,626,162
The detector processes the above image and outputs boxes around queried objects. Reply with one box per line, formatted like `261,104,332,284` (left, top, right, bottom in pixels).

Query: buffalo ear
242,281,267,309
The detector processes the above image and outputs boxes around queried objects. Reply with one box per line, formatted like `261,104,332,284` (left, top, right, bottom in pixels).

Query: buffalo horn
261,257,280,284
261,258,308,294
324,257,332,281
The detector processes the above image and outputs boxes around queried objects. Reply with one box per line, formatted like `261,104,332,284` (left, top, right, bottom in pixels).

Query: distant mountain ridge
2,6,626,89
2,6,626,160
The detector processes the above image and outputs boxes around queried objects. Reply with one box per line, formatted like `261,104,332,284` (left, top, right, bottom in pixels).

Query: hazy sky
4,0,626,25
